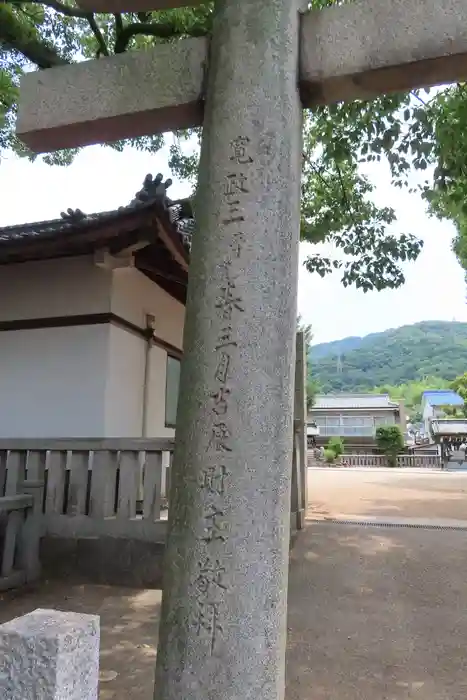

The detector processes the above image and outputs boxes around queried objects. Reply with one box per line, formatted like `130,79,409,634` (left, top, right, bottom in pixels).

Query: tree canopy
449,372,467,418
1,0,466,286
375,425,405,465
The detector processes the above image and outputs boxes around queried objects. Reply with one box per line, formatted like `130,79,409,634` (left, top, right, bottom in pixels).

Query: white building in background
0,174,193,439
421,390,465,438
309,393,406,453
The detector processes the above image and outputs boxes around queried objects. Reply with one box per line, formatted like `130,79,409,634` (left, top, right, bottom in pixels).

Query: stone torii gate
15,0,467,698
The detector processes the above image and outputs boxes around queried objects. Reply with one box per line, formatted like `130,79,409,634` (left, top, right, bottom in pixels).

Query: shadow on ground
287,522,467,700
0,583,162,700
3,519,467,699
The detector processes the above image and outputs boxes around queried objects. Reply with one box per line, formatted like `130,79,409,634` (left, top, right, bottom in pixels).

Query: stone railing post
294,331,308,527
0,608,100,700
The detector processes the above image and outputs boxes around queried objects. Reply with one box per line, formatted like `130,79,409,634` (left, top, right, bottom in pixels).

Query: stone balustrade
0,438,174,544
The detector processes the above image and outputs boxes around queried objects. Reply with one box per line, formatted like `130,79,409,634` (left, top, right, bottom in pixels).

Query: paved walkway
2,468,467,698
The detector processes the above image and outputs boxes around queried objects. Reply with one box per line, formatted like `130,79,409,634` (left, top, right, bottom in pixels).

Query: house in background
421,390,464,438
309,393,406,453
0,174,193,438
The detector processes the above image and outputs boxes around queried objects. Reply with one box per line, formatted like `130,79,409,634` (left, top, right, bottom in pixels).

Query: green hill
310,321,467,392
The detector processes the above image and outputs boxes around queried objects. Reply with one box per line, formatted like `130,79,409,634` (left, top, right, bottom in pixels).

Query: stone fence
342,454,442,468
0,438,174,587
1,429,306,587
308,452,442,469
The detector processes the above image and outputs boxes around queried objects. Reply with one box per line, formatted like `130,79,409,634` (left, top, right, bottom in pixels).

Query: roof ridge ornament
60,207,87,222
127,173,173,210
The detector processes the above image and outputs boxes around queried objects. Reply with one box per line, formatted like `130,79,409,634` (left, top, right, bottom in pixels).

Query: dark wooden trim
108,313,152,340
152,214,189,271
0,312,183,357
0,313,112,333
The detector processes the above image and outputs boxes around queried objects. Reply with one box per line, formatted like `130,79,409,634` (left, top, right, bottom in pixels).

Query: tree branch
6,0,90,18
335,161,358,231
114,12,123,33
87,14,109,56
0,5,69,68
302,149,334,193
114,20,207,53
410,90,427,106
7,0,109,57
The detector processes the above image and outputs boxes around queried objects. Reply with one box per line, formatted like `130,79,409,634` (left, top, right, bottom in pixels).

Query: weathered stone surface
17,37,207,152
0,608,99,700
300,0,467,105
18,0,467,154
154,1,303,699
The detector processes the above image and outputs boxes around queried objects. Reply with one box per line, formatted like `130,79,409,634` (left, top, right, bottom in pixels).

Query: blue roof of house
422,390,464,406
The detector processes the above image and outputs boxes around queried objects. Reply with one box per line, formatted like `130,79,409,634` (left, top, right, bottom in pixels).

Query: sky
0,142,466,345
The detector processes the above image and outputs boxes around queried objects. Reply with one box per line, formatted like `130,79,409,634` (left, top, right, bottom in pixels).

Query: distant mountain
310,321,467,392
311,335,364,359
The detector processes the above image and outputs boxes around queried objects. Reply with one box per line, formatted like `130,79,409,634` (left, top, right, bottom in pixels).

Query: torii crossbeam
18,0,467,151
15,1,467,699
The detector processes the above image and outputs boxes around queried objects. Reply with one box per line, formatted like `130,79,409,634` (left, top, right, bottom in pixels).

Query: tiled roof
0,173,194,251
422,390,464,407
0,173,193,304
313,393,399,410
431,419,467,436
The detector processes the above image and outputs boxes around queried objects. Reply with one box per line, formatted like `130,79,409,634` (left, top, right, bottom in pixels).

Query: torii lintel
17,0,467,153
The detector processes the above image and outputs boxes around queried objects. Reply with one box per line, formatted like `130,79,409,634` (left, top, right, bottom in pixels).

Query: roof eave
0,201,190,268
312,405,399,412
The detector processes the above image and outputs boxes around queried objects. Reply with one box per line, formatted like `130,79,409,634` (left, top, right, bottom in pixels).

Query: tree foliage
1,1,466,285
311,321,467,393
326,436,344,459
323,448,336,464
375,425,405,465
450,372,467,417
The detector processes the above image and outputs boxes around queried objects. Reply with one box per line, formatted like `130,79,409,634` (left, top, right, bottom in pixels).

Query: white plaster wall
422,402,435,436
110,267,185,349
105,267,184,438
0,256,112,321
0,258,183,438
104,324,145,437
0,325,109,438
103,328,176,438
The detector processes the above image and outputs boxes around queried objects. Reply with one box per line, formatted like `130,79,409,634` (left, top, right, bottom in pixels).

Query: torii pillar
154,3,303,698
15,0,467,697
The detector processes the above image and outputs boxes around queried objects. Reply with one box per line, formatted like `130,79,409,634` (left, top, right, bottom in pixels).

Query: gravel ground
3,468,467,699
287,521,467,700
308,467,467,521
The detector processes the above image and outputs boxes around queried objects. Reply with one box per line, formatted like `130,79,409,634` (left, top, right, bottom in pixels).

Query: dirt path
3,468,467,699
308,467,467,521
287,521,467,700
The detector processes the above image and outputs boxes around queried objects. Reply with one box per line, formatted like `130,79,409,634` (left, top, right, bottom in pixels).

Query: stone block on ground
0,608,100,700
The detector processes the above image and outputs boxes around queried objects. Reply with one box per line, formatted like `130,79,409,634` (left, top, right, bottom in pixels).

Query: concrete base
40,536,165,589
